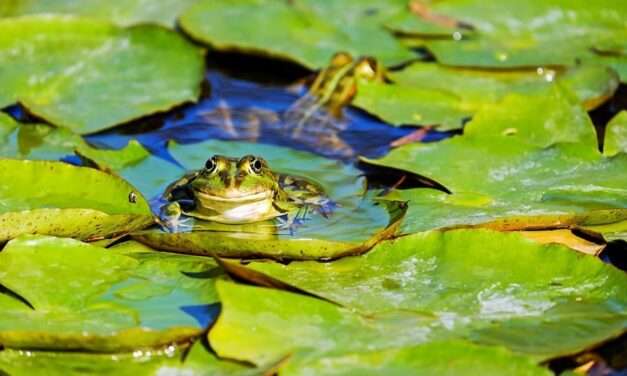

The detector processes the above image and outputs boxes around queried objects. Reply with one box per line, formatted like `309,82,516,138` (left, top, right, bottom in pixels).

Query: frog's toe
163,216,194,233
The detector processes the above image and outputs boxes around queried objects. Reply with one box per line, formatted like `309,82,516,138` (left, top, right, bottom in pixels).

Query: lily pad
281,341,551,376
362,87,627,233
0,15,204,134
131,140,405,260
0,113,149,169
179,0,414,69
0,159,153,241
223,229,627,361
605,111,627,157
0,0,199,27
353,63,618,129
0,236,220,351
415,0,627,74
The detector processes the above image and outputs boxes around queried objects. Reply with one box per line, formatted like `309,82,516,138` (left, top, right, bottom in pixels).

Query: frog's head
189,155,286,223
191,154,279,199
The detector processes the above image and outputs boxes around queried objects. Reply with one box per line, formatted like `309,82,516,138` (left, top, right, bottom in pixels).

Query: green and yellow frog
160,154,331,231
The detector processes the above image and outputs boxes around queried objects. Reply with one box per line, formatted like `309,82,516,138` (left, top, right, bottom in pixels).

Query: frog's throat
193,191,282,224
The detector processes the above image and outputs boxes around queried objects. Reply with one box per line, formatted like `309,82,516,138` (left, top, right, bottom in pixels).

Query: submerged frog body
160,155,329,230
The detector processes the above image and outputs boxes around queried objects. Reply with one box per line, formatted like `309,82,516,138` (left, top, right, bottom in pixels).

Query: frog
196,52,384,158
159,154,331,231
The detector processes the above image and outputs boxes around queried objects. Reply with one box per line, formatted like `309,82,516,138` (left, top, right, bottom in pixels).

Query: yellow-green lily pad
0,113,149,170
416,0,626,75
0,159,153,241
362,87,627,234
353,63,618,129
179,0,414,69
0,15,204,134
0,236,220,351
0,0,199,27
605,111,627,157
281,341,550,376
215,229,627,363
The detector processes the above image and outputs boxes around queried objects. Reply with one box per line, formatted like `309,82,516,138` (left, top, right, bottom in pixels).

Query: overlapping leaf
354,63,619,129
0,15,204,133
0,159,153,241
0,113,149,169
0,236,220,351
217,230,627,362
180,0,414,69
413,0,627,78
362,86,627,233
0,0,198,27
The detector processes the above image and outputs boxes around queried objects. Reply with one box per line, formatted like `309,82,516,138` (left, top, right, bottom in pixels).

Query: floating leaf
0,15,204,133
0,236,220,351
239,229,627,360
180,0,414,69
0,159,153,241
0,340,255,376
0,113,149,169
132,140,405,260
353,63,618,129
415,0,627,74
0,0,199,27
362,87,627,233
604,111,627,157
281,341,551,376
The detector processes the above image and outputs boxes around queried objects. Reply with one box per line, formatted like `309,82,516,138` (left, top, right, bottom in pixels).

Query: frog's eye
205,156,217,173
250,157,263,174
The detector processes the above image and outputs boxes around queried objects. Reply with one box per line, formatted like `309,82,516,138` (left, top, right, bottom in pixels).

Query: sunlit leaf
0,159,153,241
415,0,626,75
604,111,627,157
362,87,627,234
180,0,414,69
0,113,149,170
281,341,550,376
0,236,219,351
0,15,204,134
353,63,618,129
238,229,627,360
0,0,198,27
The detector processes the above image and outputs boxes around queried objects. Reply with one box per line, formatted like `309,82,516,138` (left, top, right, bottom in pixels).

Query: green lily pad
605,111,627,156
281,341,550,376
0,113,149,169
131,140,405,260
210,280,437,366
223,229,627,361
0,236,220,351
362,87,627,233
417,0,626,73
0,15,204,134
179,0,414,69
353,63,618,129
0,159,153,241
0,0,199,27
0,341,255,376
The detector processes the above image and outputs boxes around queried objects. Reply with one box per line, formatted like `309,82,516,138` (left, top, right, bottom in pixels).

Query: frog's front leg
159,201,193,232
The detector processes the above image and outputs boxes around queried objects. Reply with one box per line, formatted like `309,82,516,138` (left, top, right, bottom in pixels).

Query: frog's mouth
193,190,280,224
195,190,272,202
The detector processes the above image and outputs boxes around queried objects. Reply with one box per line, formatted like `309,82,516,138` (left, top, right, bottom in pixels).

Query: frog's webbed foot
276,205,313,236
159,202,194,233
304,197,337,219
